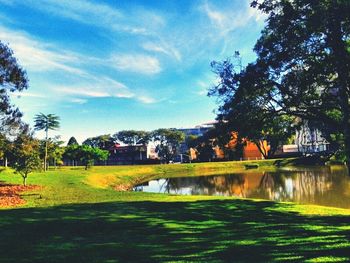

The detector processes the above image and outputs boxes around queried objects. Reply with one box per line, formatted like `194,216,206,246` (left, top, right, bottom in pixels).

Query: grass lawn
0,160,350,262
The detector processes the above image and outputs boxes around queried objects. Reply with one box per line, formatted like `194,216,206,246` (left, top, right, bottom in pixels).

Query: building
108,143,158,165
295,124,330,153
177,122,268,161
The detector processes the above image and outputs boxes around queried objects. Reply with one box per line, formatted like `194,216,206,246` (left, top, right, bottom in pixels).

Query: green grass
0,161,350,262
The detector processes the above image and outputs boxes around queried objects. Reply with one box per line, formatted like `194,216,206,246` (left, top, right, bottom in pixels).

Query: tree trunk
44,130,48,172
254,140,268,159
328,7,350,174
4,157,7,168
23,175,27,186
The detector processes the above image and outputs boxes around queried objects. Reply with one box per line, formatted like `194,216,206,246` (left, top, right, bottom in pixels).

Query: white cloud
110,54,162,75
201,1,266,36
202,2,226,28
59,87,110,98
8,0,163,36
137,95,157,104
70,98,88,104
142,42,182,61
0,26,86,75
56,78,134,99
23,0,123,26
11,91,47,98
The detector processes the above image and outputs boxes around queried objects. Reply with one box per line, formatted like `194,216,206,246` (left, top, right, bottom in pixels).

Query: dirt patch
0,183,41,207
114,184,132,191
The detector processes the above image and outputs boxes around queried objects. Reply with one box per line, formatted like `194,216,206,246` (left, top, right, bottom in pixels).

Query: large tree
114,130,150,145
34,113,60,171
82,134,114,150
0,41,28,134
210,0,350,169
151,129,185,163
67,136,79,146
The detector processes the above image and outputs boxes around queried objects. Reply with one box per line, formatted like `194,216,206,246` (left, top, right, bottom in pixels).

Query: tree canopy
151,129,185,163
210,0,350,168
114,130,150,145
82,134,114,150
0,41,28,134
11,130,41,186
67,136,79,146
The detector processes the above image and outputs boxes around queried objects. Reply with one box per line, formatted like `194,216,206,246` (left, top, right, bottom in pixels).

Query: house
108,143,158,165
295,124,330,153
177,123,268,161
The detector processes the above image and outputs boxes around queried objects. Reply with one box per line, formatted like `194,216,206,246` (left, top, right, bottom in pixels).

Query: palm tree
34,113,60,171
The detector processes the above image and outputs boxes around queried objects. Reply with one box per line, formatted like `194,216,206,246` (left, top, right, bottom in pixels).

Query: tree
39,136,64,168
82,134,114,150
67,136,78,146
63,144,80,166
210,1,350,169
113,130,150,164
210,58,296,158
34,113,60,171
151,129,185,163
0,133,10,166
75,145,109,170
0,41,28,135
114,130,150,145
11,131,41,186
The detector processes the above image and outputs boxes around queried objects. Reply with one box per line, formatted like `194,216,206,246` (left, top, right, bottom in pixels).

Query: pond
134,166,350,209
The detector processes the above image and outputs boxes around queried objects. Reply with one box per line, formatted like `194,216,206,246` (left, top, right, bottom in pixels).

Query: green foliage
210,0,350,164
185,134,199,149
114,130,150,145
34,113,60,171
33,113,60,134
0,41,28,134
67,136,79,146
82,134,114,150
39,136,65,167
151,129,185,163
11,131,41,185
64,145,109,170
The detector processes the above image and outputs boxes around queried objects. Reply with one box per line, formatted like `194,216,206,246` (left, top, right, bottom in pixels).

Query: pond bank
86,158,298,191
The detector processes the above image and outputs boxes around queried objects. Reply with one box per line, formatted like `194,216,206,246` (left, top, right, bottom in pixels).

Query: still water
134,166,350,209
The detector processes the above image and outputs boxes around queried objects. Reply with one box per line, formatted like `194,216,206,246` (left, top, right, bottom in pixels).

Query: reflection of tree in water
166,174,251,197
254,167,348,207
162,166,350,208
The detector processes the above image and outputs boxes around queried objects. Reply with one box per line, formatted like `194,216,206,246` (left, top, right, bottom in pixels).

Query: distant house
295,124,330,153
177,121,217,137
108,143,158,165
177,122,268,161
215,133,269,160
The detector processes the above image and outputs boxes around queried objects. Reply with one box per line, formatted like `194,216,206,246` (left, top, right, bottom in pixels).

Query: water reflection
134,166,350,209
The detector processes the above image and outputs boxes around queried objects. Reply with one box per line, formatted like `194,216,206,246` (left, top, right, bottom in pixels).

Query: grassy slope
0,160,350,262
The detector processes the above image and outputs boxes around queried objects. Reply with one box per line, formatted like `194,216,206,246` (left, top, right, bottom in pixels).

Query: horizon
1,0,266,143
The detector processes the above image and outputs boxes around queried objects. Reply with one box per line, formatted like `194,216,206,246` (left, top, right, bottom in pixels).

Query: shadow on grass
0,199,350,262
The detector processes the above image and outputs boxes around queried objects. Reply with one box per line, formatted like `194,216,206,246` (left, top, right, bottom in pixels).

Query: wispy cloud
18,0,122,26
54,76,159,105
56,77,134,99
137,95,157,104
200,1,266,36
11,91,47,98
70,98,88,104
4,0,163,36
110,54,162,75
142,42,181,61
0,26,86,75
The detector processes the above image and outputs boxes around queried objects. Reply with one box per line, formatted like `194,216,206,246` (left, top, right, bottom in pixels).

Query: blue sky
0,0,266,143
